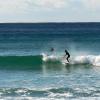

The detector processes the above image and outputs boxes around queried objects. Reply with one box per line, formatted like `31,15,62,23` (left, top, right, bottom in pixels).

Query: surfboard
61,60,69,65
61,57,69,65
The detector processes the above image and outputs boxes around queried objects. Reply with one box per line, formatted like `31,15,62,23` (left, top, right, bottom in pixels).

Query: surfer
64,49,70,62
50,47,54,52
50,47,54,55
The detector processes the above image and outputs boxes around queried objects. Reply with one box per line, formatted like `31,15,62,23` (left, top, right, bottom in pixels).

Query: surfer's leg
67,56,70,62
67,57,69,62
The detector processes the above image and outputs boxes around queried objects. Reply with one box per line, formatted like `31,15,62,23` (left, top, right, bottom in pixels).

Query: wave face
0,55,42,70
0,54,100,70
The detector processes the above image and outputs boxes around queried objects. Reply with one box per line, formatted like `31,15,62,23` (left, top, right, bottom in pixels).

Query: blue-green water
0,23,100,100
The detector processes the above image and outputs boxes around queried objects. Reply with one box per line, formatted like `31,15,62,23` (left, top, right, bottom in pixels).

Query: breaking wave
0,53,100,70
42,53,100,66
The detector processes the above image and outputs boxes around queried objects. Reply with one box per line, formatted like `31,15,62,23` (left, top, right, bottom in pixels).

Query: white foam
42,53,58,62
69,55,100,66
73,55,100,66
42,53,100,66
48,92,72,98
15,89,27,94
0,96,69,100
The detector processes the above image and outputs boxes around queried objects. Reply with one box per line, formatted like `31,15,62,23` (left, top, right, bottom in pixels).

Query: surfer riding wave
63,49,70,62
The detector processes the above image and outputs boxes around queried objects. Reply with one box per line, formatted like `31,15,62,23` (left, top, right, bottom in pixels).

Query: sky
0,0,100,22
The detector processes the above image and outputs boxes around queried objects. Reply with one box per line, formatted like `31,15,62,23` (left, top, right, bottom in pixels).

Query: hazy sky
0,0,100,22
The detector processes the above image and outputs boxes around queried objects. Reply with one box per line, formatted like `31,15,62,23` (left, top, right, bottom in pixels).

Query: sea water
0,23,100,100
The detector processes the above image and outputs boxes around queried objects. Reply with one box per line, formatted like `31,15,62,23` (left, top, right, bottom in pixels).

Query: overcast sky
0,0,100,22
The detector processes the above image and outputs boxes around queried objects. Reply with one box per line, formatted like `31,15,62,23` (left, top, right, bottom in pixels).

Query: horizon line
0,22,100,24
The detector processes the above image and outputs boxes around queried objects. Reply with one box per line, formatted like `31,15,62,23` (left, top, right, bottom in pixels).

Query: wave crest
42,53,100,66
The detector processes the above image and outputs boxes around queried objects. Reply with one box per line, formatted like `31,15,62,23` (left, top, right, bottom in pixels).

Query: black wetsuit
65,50,70,62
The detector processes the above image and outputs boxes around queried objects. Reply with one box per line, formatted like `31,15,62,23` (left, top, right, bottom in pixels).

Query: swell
0,55,61,70
0,55,43,70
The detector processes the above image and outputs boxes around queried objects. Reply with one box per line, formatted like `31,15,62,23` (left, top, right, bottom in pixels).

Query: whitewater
42,53,100,66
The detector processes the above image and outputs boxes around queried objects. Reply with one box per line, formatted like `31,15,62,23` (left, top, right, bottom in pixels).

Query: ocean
0,23,100,100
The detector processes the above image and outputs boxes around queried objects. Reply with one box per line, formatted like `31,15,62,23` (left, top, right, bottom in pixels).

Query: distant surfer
50,47,54,55
64,49,70,62
50,47,54,52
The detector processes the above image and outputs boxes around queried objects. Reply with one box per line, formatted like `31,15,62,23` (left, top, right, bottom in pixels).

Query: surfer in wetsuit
50,47,55,55
64,49,70,62
50,48,54,52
